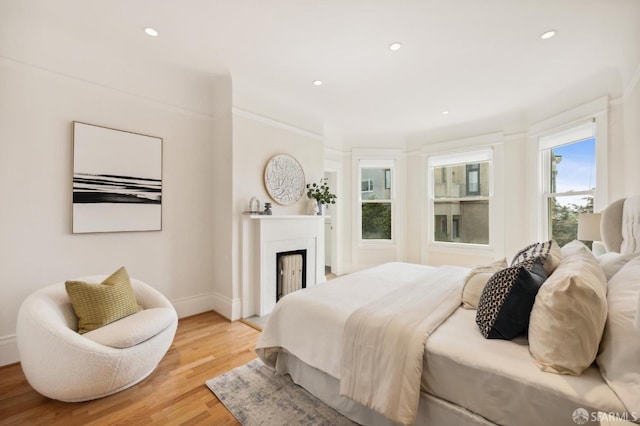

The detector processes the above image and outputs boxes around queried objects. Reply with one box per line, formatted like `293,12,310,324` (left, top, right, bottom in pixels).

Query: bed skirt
273,351,495,426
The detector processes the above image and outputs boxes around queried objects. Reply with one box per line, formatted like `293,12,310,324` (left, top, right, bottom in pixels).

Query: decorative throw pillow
528,243,607,375
476,257,547,340
596,256,640,416
462,258,508,310
65,267,143,334
511,240,563,275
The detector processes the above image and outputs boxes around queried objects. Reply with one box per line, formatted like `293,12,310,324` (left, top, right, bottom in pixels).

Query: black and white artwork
72,122,162,233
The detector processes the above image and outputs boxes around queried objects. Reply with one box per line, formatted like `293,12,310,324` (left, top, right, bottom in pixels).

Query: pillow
476,257,547,340
597,251,640,281
511,240,563,275
560,239,589,256
528,243,607,375
596,256,640,415
65,267,143,334
462,258,508,310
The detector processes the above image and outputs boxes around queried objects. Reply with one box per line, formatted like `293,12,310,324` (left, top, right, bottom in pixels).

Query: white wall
622,67,640,198
0,58,232,366
231,110,324,319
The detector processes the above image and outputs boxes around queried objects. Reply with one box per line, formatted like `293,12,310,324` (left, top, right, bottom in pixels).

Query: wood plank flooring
0,311,260,425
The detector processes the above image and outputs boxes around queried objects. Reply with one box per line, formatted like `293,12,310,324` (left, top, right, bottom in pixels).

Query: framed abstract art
72,122,162,233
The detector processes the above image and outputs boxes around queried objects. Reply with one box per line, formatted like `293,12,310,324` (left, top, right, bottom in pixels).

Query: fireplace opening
276,249,307,301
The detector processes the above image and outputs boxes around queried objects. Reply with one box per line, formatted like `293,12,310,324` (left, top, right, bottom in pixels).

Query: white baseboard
0,334,19,367
210,292,242,321
171,292,217,319
172,291,241,321
0,292,241,367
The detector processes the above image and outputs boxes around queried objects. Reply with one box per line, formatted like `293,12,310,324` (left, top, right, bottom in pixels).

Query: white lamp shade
577,213,602,241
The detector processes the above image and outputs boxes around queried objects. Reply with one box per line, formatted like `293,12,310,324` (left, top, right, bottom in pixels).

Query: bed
256,196,640,426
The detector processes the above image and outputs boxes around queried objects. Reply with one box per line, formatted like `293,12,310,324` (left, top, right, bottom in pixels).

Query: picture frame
72,122,163,233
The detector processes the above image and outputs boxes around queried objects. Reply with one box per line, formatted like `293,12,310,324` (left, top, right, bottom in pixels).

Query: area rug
206,359,358,426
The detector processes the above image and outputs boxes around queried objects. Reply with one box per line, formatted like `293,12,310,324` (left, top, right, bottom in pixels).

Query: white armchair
16,275,178,402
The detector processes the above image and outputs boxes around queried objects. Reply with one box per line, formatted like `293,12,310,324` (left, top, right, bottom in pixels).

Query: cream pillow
596,256,640,415
462,258,507,309
528,242,608,375
65,267,143,334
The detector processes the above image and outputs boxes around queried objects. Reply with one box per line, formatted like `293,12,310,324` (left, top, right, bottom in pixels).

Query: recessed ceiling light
540,30,556,40
389,42,402,51
144,27,159,37
442,110,449,115
313,80,323,86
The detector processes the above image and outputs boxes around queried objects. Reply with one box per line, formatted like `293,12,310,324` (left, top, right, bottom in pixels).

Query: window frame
358,161,395,243
351,149,402,248
539,121,596,241
529,97,608,243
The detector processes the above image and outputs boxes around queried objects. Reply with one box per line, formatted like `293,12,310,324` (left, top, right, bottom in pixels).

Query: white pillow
561,239,590,257
528,241,608,375
596,256,640,414
598,251,640,281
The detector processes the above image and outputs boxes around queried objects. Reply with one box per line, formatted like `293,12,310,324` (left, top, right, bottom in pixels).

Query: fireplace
276,250,307,301
241,215,325,317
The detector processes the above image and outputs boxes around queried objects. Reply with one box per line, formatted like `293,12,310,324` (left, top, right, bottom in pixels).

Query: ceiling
2,0,639,141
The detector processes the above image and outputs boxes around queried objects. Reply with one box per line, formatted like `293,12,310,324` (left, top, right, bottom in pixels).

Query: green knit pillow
65,267,143,334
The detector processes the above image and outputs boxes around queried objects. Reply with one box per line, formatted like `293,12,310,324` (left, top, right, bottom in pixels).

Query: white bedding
340,265,468,425
256,262,459,379
424,308,628,426
255,261,630,426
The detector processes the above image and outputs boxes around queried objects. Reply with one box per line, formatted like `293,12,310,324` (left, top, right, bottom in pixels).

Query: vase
317,203,324,216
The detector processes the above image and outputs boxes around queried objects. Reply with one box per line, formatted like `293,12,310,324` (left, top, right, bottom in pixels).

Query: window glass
432,162,490,244
361,167,392,240
362,203,392,239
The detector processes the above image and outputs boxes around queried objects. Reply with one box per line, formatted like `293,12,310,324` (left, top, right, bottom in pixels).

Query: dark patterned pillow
476,257,547,339
511,240,562,275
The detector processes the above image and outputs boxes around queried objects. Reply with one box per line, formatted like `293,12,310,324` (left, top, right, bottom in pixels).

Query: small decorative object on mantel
264,154,306,205
263,202,273,215
306,179,337,216
307,199,319,215
243,196,262,215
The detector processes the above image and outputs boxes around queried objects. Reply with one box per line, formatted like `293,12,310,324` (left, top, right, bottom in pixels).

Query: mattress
423,308,628,426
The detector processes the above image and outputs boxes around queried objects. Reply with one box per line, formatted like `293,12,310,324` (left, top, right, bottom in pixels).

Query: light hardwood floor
0,311,260,425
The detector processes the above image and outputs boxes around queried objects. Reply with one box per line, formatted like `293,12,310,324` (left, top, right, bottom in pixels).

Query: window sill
358,240,396,249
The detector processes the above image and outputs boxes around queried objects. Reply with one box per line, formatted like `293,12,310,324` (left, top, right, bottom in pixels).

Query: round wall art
263,154,306,205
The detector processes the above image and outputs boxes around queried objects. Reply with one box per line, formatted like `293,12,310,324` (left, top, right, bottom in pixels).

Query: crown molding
232,107,324,141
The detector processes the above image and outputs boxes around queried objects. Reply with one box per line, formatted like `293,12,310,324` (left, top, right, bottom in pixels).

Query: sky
552,137,596,207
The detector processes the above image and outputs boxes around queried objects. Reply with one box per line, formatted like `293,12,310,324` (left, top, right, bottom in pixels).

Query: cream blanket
339,266,468,425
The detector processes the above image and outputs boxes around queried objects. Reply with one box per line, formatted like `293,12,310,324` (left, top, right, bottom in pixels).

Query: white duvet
256,262,469,425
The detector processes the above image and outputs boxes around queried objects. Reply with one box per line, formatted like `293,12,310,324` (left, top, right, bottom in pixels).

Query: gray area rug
206,359,358,426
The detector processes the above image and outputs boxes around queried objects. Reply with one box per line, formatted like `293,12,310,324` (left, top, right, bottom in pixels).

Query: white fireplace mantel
241,215,325,317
